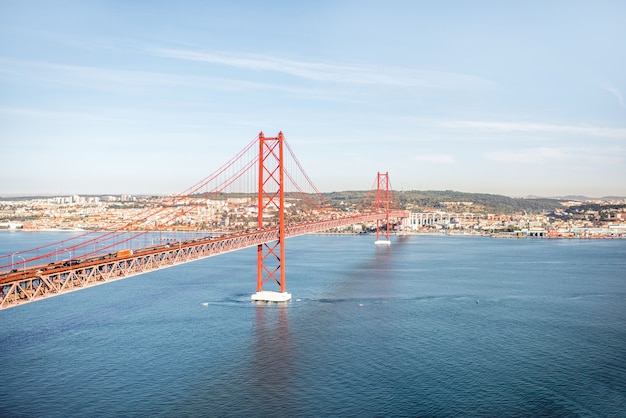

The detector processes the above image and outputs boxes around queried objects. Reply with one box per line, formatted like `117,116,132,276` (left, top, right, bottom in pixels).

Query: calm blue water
1,232,625,417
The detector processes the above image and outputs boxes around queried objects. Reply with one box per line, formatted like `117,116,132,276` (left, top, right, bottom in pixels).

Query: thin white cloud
0,107,59,117
443,120,626,139
0,106,116,121
486,147,568,163
150,48,492,90
413,154,455,164
486,146,624,164
0,57,361,99
600,82,625,109
0,57,185,87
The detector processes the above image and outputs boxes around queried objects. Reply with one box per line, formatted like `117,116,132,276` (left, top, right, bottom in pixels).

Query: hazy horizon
1,189,624,201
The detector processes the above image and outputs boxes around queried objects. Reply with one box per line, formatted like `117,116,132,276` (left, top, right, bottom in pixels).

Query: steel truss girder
0,210,407,310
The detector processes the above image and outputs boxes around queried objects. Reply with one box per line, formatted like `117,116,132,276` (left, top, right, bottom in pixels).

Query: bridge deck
0,211,406,309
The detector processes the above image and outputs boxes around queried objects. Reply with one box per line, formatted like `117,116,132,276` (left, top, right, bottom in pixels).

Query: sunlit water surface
1,232,625,417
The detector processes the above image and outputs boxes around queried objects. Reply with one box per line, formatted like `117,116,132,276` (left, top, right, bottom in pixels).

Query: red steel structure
376,172,391,242
257,131,286,294
0,132,407,309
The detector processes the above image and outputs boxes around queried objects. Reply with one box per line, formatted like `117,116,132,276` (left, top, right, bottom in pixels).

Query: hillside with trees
323,190,564,215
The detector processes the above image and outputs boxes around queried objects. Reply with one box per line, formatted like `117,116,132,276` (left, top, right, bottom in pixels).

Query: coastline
2,228,624,239
0,228,86,232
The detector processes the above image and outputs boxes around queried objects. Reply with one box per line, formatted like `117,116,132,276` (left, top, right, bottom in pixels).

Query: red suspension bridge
0,132,407,309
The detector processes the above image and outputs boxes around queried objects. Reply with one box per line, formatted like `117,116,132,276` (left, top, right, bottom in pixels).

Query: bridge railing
0,210,407,309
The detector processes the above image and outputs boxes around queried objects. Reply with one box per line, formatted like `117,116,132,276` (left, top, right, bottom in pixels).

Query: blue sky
1,0,625,197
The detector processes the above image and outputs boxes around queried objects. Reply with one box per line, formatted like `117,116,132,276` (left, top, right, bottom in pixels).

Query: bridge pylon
251,131,292,302
375,171,392,245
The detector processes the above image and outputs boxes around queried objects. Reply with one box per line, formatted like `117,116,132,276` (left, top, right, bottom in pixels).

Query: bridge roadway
0,211,407,309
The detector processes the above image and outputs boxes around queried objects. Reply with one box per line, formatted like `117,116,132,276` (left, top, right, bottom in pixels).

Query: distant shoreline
1,228,624,239
0,228,86,232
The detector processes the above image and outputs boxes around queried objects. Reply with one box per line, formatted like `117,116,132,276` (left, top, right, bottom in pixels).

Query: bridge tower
251,131,292,302
375,171,392,245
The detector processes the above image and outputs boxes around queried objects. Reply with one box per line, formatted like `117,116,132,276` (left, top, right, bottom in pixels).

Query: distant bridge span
0,211,406,309
1,131,406,309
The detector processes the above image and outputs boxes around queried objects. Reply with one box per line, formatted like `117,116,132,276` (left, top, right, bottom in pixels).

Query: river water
1,232,625,417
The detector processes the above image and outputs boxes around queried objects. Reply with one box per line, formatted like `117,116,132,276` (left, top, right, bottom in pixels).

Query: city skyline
1,1,625,198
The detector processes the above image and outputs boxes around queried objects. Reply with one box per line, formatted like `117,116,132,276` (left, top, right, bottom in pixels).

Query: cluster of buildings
0,194,311,233
1,195,248,232
401,210,626,238
1,194,625,239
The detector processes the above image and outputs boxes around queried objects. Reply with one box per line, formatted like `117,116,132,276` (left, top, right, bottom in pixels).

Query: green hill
323,190,564,215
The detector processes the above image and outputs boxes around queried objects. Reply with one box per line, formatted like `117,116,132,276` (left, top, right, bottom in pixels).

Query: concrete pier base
251,291,292,302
